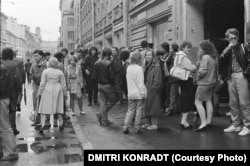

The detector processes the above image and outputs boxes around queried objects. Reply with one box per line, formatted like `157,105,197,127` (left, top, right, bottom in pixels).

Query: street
0,84,83,166
76,100,250,150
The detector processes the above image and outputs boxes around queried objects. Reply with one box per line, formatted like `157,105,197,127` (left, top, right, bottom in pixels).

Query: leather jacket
94,59,115,86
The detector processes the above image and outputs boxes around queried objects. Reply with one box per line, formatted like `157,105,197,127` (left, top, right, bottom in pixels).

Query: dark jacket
13,57,25,84
84,55,99,79
220,43,250,79
166,52,178,83
144,59,162,116
94,59,114,86
25,61,32,73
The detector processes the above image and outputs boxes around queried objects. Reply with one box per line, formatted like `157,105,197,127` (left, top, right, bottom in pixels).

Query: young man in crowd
0,48,19,161
25,59,32,84
94,48,118,126
29,50,47,128
221,28,250,136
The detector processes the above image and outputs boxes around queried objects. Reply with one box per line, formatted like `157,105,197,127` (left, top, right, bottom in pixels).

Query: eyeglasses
229,37,238,41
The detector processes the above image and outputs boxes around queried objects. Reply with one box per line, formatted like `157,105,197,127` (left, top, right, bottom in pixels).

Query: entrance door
204,0,244,43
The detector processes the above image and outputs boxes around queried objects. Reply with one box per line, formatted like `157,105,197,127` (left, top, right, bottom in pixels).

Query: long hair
199,40,218,59
88,46,98,57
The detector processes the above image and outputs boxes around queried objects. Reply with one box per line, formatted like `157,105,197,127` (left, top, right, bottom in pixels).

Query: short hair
156,50,165,57
111,47,119,52
129,51,141,64
88,46,98,57
120,49,130,61
54,52,64,61
180,41,192,50
2,47,14,60
199,40,218,59
61,48,68,54
33,50,44,56
69,56,78,63
161,42,170,52
45,52,51,56
171,43,179,52
70,51,74,56
141,40,148,48
225,28,239,38
102,47,112,58
82,48,89,57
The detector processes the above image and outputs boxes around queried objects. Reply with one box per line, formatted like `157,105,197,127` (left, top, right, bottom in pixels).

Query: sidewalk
75,98,250,149
0,84,84,166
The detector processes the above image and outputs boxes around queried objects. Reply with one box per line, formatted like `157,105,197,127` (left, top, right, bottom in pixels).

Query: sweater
126,64,146,100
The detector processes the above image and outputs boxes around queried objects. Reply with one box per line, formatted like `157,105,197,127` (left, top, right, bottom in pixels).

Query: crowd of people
1,27,250,161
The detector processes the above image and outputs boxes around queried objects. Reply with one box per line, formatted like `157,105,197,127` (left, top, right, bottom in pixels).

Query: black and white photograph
0,0,250,165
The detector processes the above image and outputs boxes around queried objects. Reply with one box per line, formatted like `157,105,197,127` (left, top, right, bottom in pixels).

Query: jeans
114,74,123,101
86,77,98,104
124,100,143,130
98,84,117,123
228,73,250,128
32,82,41,123
0,99,17,156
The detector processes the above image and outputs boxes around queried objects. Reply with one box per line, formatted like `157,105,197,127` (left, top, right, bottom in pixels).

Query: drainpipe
92,0,95,46
123,0,129,48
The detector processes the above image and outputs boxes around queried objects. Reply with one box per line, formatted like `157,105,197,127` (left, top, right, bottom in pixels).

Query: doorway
204,0,245,43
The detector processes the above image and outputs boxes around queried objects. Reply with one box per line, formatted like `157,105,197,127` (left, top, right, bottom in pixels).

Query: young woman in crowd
37,57,67,134
65,56,85,116
176,41,196,129
123,51,146,134
194,40,218,131
142,50,162,130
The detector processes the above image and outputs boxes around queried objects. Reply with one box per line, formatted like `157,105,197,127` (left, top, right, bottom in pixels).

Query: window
68,18,74,27
68,43,74,50
68,31,74,40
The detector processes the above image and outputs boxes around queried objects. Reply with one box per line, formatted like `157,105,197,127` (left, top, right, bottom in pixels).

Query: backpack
0,62,10,99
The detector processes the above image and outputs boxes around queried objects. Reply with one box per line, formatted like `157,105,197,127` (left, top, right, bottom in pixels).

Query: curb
70,115,94,150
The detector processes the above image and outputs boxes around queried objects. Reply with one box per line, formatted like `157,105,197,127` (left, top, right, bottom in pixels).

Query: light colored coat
126,64,146,100
38,68,67,114
65,64,83,94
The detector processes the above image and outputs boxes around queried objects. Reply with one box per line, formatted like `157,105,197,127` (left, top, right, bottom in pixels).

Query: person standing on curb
94,48,118,126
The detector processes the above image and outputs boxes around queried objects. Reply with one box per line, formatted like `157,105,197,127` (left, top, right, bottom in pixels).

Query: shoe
39,127,44,135
238,127,250,136
180,124,193,130
80,111,86,115
147,125,158,130
0,154,19,161
224,125,241,132
96,112,102,125
44,124,51,130
94,100,98,105
164,108,173,117
207,123,212,128
59,126,64,131
135,129,143,134
53,121,58,127
72,112,76,116
123,128,129,134
16,104,21,112
102,120,113,126
142,124,151,128
88,103,92,106
13,130,20,136
194,125,207,132
225,112,231,116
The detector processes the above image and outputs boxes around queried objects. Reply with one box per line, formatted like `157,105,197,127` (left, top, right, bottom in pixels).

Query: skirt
179,77,196,113
195,84,215,101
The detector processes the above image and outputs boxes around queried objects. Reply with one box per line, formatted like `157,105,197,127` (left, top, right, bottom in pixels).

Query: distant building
41,41,58,55
59,0,75,51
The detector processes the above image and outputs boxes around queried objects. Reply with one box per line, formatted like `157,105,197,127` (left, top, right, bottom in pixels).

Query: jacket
94,59,114,86
196,55,218,86
13,57,25,84
30,60,47,85
126,64,146,99
220,43,249,79
84,55,98,79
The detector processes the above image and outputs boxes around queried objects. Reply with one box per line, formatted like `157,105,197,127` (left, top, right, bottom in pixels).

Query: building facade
41,41,58,55
68,0,250,54
60,0,75,51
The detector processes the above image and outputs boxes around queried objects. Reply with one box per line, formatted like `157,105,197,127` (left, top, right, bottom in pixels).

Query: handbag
170,55,191,81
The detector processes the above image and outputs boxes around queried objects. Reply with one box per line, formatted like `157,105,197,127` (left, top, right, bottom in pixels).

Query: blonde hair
129,51,141,64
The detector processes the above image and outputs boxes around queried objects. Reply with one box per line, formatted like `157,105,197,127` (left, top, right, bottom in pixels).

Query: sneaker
13,130,20,136
123,128,129,134
238,127,250,136
96,112,102,125
102,120,113,126
142,124,151,128
80,111,86,115
224,125,241,132
147,125,158,130
72,112,76,116
164,108,173,117
225,112,231,116
0,154,19,161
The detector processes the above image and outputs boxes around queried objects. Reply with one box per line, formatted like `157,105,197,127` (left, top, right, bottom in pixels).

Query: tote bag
170,55,190,81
